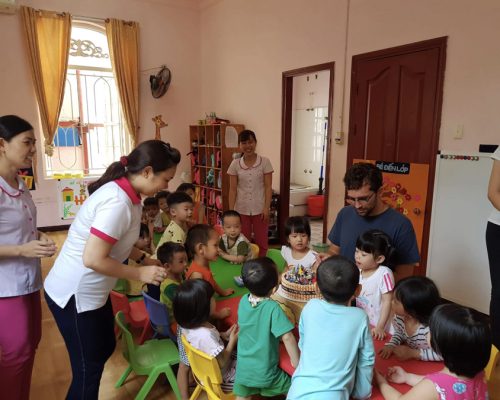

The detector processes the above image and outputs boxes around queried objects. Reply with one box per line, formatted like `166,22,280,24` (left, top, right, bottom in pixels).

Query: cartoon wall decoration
57,178,90,219
18,167,36,190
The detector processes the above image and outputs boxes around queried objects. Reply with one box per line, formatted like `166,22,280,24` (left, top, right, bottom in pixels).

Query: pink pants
0,291,42,400
240,214,269,257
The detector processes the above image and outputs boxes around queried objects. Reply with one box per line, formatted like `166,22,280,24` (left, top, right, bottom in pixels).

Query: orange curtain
105,19,140,146
21,6,71,156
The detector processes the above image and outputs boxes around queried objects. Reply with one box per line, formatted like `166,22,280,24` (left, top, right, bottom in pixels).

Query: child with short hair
143,196,163,232
287,255,375,400
218,210,253,264
185,224,234,299
155,190,171,227
376,303,491,399
355,229,395,339
379,276,443,361
157,242,188,325
174,279,239,399
154,191,194,253
177,182,206,224
234,258,300,400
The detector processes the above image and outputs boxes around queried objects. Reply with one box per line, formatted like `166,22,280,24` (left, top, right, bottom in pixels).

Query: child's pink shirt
425,371,488,399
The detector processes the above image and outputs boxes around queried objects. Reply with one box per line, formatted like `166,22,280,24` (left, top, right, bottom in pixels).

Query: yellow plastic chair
250,243,259,259
181,335,235,400
485,345,499,381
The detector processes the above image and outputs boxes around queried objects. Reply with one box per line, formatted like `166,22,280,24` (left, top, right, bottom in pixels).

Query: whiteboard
427,152,494,313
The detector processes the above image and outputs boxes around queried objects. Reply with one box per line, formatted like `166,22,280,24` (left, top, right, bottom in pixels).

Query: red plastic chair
110,290,151,345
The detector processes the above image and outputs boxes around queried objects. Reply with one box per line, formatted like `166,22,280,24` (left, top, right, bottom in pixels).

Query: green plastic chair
114,311,181,400
266,248,286,273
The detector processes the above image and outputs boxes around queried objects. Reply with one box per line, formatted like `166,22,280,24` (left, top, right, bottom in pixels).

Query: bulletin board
427,153,493,313
57,179,90,220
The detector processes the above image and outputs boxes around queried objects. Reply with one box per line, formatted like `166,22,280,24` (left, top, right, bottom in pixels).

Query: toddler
157,242,188,326
376,303,491,400
379,276,442,361
143,196,163,232
355,229,395,339
154,191,193,253
218,210,253,264
174,279,238,399
234,258,300,400
121,223,152,296
288,255,375,400
177,182,206,224
155,190,171,227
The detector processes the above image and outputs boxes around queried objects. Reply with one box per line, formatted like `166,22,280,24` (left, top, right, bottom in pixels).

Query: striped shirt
385,315,443,361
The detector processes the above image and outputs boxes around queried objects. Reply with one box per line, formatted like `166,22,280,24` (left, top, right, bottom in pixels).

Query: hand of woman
261,208,270,222
20,240,57,258
138,265,166,286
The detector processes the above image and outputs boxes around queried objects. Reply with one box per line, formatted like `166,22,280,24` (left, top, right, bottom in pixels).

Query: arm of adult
82,234,165,285
228,175,237,210
392,217,420,281
488,158,500,211
262,172,272,222
0,239,56,258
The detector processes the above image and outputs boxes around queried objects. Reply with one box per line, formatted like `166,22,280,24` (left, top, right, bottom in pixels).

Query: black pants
486,221,500,348
45,292,116,400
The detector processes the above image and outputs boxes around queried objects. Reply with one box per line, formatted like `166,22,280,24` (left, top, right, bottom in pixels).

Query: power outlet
454,125,464,140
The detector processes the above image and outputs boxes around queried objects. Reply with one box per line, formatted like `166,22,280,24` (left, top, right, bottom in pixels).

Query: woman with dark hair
227,130,273,257
44,139,181,399
0,115,57,400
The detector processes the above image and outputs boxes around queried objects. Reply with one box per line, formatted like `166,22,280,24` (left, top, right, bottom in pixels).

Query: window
45,21,132,177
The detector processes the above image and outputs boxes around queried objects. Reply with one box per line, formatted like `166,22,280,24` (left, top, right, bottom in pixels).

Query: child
288,255,375,400
234,258,300,400
376,303,491,400
355,229,395,339
123,223,153,296
218,210,253,264
273,216,320,324
177,182,206,224
379,276,443,361
185,224,234,299
143,196,164,232
155,190,171,227
158,242,188,325
174,279,239,399
154,191,194,253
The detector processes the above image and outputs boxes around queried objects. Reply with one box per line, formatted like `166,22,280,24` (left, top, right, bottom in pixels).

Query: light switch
453,125,464,140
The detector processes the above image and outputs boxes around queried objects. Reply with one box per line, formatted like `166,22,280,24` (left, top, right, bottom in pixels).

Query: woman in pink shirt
0,115,57,400
227,130,273,257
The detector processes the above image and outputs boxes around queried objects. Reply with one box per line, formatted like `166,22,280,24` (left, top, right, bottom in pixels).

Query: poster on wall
354,159,429,253
18,167,36,190
57,179,90,220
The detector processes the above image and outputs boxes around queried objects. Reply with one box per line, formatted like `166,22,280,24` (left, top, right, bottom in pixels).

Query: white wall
200,0,500,228
0,0,201,227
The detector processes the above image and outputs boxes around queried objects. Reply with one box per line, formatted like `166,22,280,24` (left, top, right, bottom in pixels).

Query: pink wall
0,0,201,226
200,0,500,229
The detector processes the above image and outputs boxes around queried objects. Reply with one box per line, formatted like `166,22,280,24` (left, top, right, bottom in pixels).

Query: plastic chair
181,335,235,400
266,248,287,273
115,312,181,400
250,243,259,259
485,345,499,381
110,290,150,345
142,290,176,341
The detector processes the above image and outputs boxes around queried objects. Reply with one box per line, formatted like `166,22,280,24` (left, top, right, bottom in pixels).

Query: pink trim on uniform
114,176,141,204
90,227,118,244
383,272,394,291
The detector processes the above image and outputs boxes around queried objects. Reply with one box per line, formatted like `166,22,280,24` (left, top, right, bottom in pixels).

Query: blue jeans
45,292,116,400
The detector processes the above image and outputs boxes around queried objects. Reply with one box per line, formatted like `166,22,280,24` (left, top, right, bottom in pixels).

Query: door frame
280,62,335,244
347,37,447,275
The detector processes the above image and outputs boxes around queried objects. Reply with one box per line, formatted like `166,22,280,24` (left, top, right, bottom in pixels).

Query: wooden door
347,37,447,274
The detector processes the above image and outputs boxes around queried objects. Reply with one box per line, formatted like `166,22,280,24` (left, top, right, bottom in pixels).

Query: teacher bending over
44,140,180,399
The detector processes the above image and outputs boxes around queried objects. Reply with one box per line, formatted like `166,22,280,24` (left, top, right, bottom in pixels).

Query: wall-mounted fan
149,65,171,99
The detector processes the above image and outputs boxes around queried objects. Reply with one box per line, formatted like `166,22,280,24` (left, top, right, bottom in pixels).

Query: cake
277,265,320,302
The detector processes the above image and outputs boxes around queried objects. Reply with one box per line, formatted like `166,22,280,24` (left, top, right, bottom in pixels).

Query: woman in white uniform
44,140,180,399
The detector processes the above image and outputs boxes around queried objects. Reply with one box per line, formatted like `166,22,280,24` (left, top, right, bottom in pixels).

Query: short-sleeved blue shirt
328,206,420,267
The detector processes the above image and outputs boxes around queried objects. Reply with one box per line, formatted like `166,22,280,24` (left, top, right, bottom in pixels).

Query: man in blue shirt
328,163,419,281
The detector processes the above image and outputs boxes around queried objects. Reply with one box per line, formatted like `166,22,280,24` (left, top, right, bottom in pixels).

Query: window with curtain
45,20,132,177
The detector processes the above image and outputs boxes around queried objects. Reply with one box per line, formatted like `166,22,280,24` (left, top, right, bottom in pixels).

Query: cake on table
277,264,320,302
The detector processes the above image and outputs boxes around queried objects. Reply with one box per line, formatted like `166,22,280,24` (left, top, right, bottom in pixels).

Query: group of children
125,189,492,399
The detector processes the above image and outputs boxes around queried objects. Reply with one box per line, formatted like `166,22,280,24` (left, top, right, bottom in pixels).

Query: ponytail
88,140,181,195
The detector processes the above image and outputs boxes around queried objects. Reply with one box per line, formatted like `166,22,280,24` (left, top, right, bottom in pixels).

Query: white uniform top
280,245,317,272
44,177,142,313
227,155,273,216
488,146,500,225
356,265,394,331
0,176,40,297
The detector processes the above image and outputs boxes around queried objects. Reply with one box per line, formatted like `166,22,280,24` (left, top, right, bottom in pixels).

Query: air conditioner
0,0,17,14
